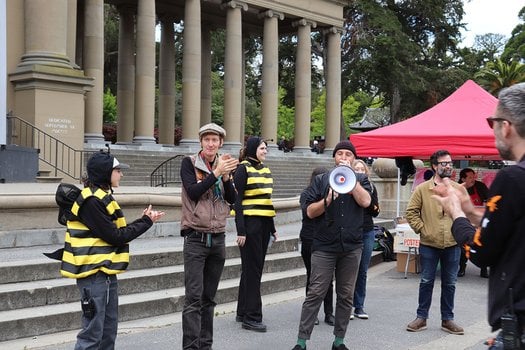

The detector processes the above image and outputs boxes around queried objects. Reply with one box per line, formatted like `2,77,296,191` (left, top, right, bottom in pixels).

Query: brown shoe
441,320,464,335
406,318,427,332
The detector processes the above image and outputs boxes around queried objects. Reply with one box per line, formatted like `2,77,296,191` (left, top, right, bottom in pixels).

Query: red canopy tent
350,80,500,160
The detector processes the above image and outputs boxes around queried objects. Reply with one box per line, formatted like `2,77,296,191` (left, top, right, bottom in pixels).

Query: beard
438,168,452,178
496,139,513,161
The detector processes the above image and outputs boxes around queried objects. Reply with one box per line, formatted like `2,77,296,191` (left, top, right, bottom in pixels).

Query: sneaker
354,308,369,319
314,317,320,325
332,344,349,350
480,267,489,278
406,317,427,332
457,266,466,277
350,314,354,320
292,345,306,350
441,320,464,335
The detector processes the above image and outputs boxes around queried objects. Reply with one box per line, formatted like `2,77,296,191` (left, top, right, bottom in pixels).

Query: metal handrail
150,154,186,187
6,115,94,181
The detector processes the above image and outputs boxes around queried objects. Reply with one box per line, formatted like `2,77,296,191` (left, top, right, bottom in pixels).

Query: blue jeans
416,244,460,320
353,229,375,310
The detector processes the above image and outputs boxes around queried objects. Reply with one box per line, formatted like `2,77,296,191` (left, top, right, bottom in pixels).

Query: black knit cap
246,136,266,159
332,140,357,158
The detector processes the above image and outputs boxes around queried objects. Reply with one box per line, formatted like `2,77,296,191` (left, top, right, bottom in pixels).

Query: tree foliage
501,6,525,63
474,59,525,96
342,0,466,123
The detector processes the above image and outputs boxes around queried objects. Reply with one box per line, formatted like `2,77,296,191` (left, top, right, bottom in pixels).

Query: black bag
55,183,81,226
373,225,396,262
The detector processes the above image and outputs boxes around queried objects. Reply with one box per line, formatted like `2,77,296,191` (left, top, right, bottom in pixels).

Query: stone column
200,24,212,126
66,0,77,67
83,0,105,143
293,19,316,153
116,6,135,144
222,1,247,147
259,10,283,148
180,0,201,145
158,17,176,145
324,27,342,151
18,0,71,69
133,0,156,144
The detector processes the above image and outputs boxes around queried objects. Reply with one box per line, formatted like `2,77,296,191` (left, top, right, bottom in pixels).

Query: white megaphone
329,165,357,194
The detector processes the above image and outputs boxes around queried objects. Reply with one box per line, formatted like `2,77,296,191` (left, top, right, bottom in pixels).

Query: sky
460,0,523,47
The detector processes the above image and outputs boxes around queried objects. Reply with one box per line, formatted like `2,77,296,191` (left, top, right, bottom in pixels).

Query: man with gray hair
432,83,525,348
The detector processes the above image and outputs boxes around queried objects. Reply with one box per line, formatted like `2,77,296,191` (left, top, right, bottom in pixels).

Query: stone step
0,249,303,312
0,266,307,342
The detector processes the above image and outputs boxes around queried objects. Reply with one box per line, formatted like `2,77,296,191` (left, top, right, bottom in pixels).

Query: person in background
57,150,165,350
299,167,335,326
352,159,380,320
180,123,239,350
405,150,467,335
234,136,277,333
430,82,525,349
291,140,372,350
457,167,489,278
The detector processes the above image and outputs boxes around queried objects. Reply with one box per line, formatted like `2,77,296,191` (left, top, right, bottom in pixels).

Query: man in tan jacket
405,149,467,335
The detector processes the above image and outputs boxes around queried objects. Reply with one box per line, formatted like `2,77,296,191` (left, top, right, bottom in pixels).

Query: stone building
1,0,346,179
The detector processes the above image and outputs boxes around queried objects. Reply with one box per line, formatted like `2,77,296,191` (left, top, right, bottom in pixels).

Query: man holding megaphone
291,140,373,350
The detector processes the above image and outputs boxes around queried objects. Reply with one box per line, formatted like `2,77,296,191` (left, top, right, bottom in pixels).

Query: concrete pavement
5,261,495,350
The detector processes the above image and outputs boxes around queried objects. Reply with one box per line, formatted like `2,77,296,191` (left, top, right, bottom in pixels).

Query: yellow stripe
62,250,129,265
244,209,276,216
247,177,273,184
244,188,272,196
68,236,112,247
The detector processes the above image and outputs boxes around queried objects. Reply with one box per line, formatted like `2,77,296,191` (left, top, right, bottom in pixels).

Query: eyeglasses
437,161,454,167
486,116,511,129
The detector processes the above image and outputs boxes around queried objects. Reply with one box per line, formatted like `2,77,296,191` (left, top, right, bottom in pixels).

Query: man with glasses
405,150,468,335
433,83,525,348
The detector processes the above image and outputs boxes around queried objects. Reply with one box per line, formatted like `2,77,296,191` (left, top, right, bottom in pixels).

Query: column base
84,133,105,144
133,136,157,144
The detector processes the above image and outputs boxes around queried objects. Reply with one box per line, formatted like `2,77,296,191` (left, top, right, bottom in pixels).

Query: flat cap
198,123,226,139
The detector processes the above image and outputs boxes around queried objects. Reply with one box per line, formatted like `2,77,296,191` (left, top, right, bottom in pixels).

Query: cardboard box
392,224,420,253
396,252,420,274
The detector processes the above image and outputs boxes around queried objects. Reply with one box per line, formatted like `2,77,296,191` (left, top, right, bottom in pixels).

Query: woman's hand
236,235,246,247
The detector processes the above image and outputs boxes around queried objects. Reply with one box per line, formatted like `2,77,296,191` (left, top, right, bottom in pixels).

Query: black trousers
236,216,273,323
300,239,334,316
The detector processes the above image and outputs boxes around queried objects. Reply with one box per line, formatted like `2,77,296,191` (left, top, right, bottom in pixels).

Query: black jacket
451,159,525,331
301,171,372,253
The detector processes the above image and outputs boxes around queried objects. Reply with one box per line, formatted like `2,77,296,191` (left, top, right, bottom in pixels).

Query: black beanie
246,136,265,159
332,140,357,158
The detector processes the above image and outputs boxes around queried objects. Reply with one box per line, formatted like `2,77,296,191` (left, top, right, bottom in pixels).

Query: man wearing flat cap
291,140,372,350
180,123,239,350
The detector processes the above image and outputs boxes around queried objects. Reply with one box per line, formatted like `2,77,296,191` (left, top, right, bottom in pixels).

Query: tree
475,59,525,96
501,6,525,63
342,0,466,123
473,33,507,63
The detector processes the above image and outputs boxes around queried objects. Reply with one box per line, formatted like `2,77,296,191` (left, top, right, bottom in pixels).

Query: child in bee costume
48,151,164,350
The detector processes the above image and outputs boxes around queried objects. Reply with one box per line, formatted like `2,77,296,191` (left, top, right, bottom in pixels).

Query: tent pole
396,167,400,217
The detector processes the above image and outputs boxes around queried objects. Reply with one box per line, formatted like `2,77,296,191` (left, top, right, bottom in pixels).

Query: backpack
55,183,81,225
373,225,396,262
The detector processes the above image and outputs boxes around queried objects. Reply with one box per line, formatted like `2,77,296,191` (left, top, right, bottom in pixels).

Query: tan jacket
405,178,467,249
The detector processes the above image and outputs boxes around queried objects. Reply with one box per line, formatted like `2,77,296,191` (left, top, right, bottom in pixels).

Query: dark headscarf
246,136,266,160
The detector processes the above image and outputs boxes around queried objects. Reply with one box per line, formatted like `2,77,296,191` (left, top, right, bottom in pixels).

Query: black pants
182,231,226,350
236,216,272,323
300,239,334,316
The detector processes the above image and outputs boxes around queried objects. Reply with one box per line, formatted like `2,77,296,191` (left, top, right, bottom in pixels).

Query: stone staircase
0,225,306,342
107,150,336,198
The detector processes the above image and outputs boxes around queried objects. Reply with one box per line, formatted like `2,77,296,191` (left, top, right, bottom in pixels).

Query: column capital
292,18,317,29
220,1,248,11
322,26,345,35
258,9,284,20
